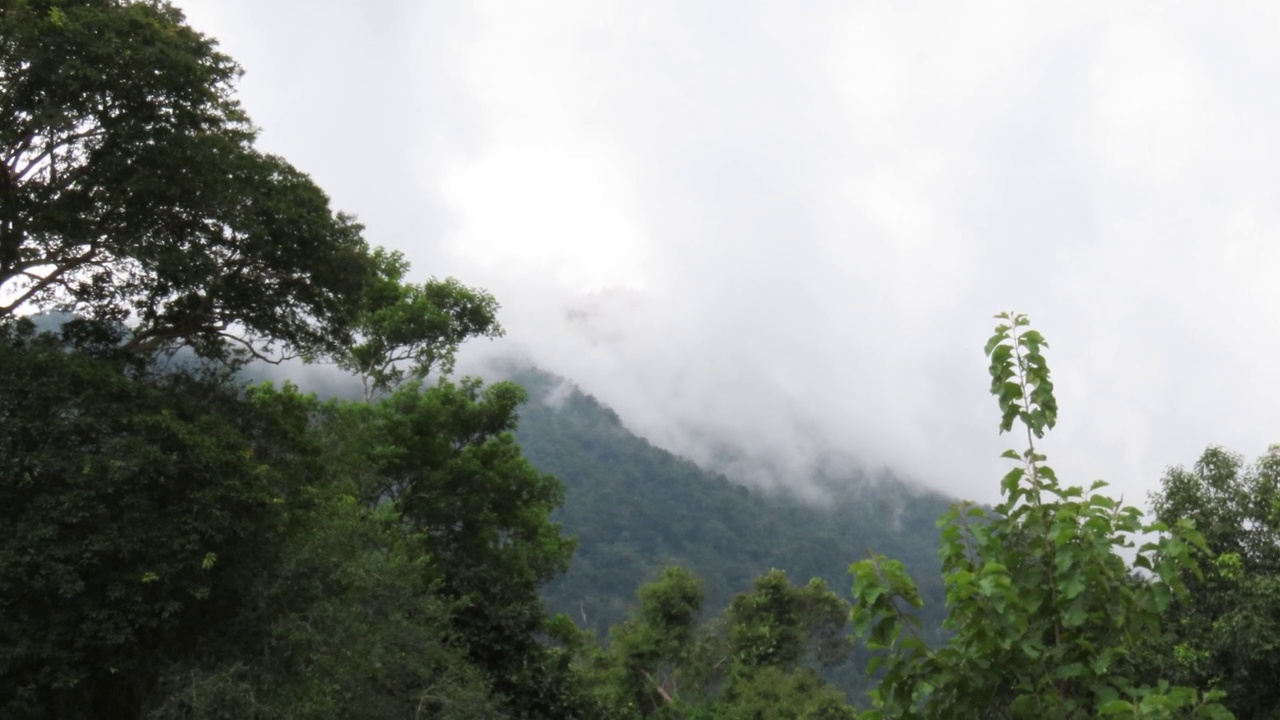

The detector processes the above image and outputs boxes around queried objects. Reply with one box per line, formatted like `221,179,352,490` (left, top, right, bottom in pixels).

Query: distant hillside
498,365,953,647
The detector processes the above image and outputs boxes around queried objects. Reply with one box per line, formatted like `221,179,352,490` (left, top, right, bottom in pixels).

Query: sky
174,0,1280,506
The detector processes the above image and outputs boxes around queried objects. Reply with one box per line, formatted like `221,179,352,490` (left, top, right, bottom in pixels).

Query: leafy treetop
334,247,503,402
1,0,377,362
848,312,1228,720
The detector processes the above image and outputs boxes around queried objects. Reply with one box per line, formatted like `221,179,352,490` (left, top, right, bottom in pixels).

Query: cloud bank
177,0,1280,504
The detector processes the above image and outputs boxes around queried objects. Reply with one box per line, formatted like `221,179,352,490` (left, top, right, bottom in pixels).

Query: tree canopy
336,248,503,401
0,321,287,716
1,0,375,360
580,566,857,720
1133,445,1280,719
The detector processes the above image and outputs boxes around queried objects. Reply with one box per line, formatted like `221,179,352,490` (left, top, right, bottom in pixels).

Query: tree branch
2,127,41,170
0,244,102,316
11,126,107,183
640,669,675,706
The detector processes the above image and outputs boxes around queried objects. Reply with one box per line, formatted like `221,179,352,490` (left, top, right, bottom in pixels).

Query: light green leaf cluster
847,313,1230,720
333,248,504,402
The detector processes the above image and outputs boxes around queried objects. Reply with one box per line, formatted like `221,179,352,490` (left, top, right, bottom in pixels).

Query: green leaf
1001,467,1025,494
1063,599,1087,627
1053,662,1086,679
984,332,1007,357
1060,574,1085,600
1098,699,1134,715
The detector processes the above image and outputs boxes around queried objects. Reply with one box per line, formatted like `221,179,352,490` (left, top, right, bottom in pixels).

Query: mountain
499,364,954,647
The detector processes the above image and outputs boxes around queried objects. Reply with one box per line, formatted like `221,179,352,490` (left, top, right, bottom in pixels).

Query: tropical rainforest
1,2,1278,718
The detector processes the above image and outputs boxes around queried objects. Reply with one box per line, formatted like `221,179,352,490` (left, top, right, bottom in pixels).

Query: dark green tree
0,0,376,361
141,411,502,720
321,378,595,719
597,567,707,717
724,570,853,673
706,571,857,720
0,325,595,718
1133,445,1280,719
0,320,290,717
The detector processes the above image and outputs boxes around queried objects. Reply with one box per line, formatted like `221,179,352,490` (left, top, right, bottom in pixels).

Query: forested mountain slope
496,364,953,642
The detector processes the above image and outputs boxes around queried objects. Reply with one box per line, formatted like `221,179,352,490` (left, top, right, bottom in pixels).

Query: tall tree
140,390,504,720
847,313,1229,719
597,566,706,717
2,3,596,718
0,0,376,361
0,326,517,719
724,570,853,674
321,378,595,719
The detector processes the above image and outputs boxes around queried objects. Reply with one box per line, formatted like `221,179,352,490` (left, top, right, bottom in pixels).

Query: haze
174,0,1280,505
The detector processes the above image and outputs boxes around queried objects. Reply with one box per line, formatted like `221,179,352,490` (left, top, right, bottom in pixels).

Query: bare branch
11,126,106,182
2,128,41,169
0,244,102,316
640,669,676,706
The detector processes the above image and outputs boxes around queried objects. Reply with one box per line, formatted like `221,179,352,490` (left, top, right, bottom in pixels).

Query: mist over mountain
26,314,957,623
173,0,1280,515
483,362,951,622
274,354,953,637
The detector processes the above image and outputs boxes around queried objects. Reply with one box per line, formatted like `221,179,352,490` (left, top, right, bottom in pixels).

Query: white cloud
174,0,1280,507
1087,12,1212,184
439,147,649,292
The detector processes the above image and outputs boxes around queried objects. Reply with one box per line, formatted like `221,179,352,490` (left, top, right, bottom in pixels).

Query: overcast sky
175,0,1280,506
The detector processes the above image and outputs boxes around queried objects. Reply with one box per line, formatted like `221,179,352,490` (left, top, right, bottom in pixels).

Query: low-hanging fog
177,0,1280,505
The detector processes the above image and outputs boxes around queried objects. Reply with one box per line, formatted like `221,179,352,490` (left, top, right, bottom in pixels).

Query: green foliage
710,667,857,720
727,571,853,672
984,313,1056,440
587,567,857,719
338,378,575,593
15,8,1271,718
0,320,289,717
849,558,922,653
0,0,377,361
1132,445,1280,719
335,248,503,401
312,378,593,719
596,567,707,716
0,321,598,718
144,479,501,720
847,312,1229,720
508,363,951,672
